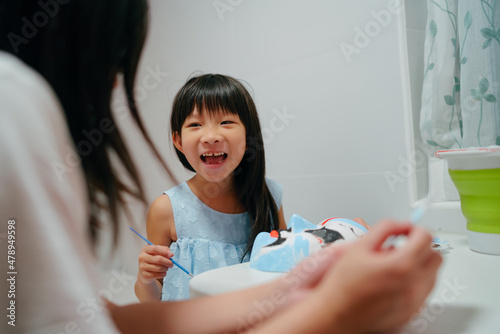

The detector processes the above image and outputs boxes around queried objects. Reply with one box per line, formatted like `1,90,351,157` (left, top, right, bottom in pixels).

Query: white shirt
0,52,119,334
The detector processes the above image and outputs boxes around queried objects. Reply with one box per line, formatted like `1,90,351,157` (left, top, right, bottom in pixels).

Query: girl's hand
137,245,174,284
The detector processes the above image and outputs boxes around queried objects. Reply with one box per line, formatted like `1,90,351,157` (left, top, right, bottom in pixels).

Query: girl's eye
186,123,201,128
221,120,233,125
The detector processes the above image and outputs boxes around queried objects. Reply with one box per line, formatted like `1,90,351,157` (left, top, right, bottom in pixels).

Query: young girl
134,74,287,301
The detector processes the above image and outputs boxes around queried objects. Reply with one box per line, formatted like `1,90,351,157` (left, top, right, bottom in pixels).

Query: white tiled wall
105,0,430,303
136,0,428,222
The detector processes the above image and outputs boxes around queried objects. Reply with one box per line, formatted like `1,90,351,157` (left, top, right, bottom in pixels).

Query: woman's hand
313,220,442,333
137,245,174,284
256,220,442,334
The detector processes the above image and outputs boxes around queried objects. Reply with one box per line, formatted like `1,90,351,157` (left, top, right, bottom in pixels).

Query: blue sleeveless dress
161,179,283,301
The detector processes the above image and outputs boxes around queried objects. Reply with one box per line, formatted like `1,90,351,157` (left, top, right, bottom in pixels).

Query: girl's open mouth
201,152,227,164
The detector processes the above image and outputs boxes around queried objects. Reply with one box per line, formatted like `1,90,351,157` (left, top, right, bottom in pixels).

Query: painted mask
250,214,368,272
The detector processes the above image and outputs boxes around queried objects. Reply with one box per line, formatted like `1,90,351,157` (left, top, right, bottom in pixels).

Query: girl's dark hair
170,74,280,259
0,0,174,245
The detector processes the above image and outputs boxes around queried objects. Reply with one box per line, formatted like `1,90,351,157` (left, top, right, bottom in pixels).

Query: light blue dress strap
266,178,283,209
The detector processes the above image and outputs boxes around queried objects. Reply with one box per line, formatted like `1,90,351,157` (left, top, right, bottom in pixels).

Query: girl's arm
134,195,176,302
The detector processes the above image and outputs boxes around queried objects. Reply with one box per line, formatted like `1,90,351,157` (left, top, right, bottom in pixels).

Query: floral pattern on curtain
420,0,500,153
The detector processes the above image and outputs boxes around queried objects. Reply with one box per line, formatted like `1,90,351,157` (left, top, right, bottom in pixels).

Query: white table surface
190,232,500,334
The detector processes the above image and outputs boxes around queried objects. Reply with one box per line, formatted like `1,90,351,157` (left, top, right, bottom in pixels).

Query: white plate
189,263,283,298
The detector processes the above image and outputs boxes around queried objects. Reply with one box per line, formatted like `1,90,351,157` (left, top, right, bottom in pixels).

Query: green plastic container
436,147,500,255
448,168,500,234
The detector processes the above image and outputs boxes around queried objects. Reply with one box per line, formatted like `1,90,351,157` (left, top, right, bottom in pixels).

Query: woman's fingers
287,242,348,288
362,219,413,251
397,226,438,269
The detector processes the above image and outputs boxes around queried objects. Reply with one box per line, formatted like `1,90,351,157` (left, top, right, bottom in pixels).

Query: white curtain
420,0,500,153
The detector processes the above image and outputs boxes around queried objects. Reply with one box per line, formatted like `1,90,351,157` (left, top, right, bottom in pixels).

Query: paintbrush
129,227,194,277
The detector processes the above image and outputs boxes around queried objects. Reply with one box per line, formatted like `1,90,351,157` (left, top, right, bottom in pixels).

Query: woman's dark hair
0,0,174,245
170,74,280,259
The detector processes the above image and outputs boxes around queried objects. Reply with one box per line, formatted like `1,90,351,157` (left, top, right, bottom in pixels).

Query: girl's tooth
202,152,226,156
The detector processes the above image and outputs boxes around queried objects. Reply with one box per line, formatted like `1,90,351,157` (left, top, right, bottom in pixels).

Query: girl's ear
172,132,183,153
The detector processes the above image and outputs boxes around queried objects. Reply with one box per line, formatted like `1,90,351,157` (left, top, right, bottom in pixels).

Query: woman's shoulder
1,51,86,196
1,52,70,163
1,52,61,115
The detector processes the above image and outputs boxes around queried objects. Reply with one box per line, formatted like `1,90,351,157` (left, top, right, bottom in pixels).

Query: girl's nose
201,130,223,144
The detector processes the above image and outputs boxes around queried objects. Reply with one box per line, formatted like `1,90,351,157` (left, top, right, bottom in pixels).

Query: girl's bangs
191,80,240,117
